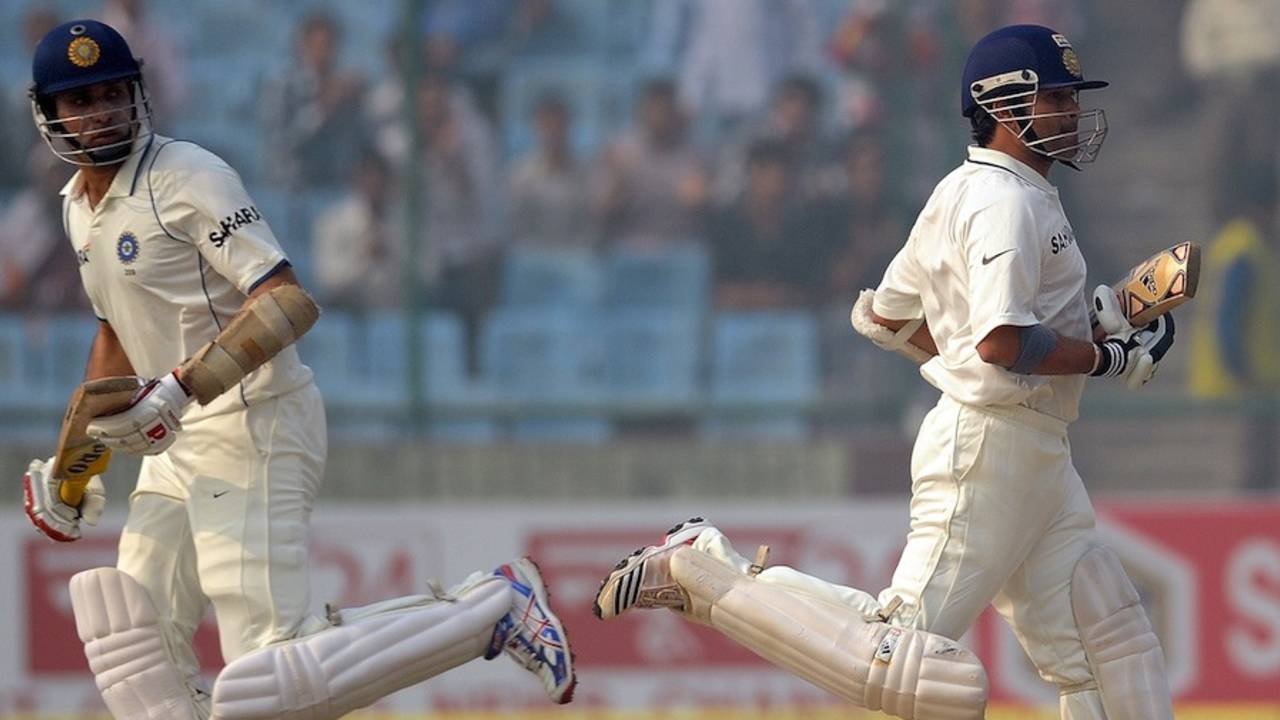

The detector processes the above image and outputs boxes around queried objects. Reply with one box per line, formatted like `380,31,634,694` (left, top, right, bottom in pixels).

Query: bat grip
57,476,88,507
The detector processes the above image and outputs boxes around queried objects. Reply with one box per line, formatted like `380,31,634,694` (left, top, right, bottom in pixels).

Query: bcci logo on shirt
116,231,140,265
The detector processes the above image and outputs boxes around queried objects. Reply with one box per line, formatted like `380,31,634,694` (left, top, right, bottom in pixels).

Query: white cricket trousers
116,383,326,686
698,393,1099,689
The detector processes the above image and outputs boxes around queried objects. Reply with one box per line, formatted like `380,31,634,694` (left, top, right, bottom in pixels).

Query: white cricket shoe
593,517,712,620
485,557,577,704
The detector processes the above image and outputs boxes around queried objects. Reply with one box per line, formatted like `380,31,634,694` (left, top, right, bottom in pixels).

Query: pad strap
179,284,319,404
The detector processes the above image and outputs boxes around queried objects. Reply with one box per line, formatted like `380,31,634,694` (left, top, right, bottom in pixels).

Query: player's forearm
976,325,1096,375
1028,335,1097,375
84,321,136,381
174,276,319,404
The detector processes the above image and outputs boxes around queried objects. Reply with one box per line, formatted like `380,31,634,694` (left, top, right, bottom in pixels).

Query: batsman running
21,20,575,719
595,25,1178,720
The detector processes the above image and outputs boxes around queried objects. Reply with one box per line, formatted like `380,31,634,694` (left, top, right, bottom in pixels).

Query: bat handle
57,477,88,507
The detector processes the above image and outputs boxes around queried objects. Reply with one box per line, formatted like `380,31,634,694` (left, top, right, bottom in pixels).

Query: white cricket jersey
874,146,1090,423
63,134,313,420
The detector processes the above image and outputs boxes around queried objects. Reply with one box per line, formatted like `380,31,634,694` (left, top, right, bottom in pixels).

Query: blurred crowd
0,0,1277,469
0,0,1087,316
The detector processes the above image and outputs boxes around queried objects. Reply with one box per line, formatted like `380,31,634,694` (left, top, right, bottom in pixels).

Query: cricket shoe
486,557,577,704
593,517,712,620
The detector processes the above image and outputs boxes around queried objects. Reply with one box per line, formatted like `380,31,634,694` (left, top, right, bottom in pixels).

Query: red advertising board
4,500,1278,716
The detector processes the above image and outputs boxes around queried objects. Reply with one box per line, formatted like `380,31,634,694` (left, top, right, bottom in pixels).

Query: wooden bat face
54,376,142,506
1112,242,1200,327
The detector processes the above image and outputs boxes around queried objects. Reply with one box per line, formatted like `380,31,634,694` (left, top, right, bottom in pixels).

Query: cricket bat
54,376,143,507
1112,241,1200,326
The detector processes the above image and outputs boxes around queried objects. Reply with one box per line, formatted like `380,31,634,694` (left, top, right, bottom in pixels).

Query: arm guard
850,289,933,365
178,284,320,404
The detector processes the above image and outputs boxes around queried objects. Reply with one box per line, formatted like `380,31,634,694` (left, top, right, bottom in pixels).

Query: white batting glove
1090,284,1133,336
86,372,192,455
1090,314,1176,390
22,457,105,543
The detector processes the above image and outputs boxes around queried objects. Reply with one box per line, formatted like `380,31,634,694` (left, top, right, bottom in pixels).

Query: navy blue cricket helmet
961,25,1109,165
29,20,153,166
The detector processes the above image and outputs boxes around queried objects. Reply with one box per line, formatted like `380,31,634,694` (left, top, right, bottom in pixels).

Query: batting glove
1089,284,1134,336
22,456,105,542
86,372,192,455
1090,314,1176,390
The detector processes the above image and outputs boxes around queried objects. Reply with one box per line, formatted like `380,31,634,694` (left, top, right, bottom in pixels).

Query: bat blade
1112,241,1200,327
54,376,142,506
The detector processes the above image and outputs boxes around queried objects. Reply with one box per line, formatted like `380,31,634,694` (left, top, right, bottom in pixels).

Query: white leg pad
669,547,987,720
210,577,511,720
1070,545,1174,720
70,567,210,720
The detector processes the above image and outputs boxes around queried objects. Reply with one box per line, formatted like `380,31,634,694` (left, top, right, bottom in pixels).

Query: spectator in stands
366,33,413,166
818,131,906,397
709,139,826,310
823,132,903,302
0,147,83,311
643,0,824,134
712,74,842,206
416,70,504,371
508,90,594,248
596,77,709,249
311,150,403,310
259,11,366,190
100,0,188,120
0,7,60,191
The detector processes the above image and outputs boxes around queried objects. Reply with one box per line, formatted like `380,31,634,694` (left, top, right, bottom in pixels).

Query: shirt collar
966,145,1057,194
58,133,155,201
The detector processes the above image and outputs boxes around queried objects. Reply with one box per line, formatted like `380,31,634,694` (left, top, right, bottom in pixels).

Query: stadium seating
602,244,711,310
481,306,612,440
601,306,701,410
705,311,819,439
0,315,37,411
499,245,603,309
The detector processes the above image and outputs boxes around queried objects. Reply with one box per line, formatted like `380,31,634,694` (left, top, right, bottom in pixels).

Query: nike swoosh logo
213,490,229,498
981,248,1016,265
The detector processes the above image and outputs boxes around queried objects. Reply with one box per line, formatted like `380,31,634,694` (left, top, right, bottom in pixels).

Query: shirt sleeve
873,239,924,320
964,195,1043,343
157,149,288,295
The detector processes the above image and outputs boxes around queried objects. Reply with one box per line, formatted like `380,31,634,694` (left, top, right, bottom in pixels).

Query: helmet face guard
31,76,153,167
970,69,1108,165
29,19,153,167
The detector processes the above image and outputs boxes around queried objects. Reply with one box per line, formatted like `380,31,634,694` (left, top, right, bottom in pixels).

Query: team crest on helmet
1062,48,1083,79
67,36,101,68
116,231,139,264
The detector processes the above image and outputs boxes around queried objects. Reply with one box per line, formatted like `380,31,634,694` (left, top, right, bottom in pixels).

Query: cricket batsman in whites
596,25,1177,720
21,20,575,719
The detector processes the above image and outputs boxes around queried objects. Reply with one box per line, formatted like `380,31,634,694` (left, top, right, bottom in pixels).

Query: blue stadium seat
481,307,610,441
481,307,605,402
602,307,701,409
0,314,39,410
500,246,603,309
603,244,710,309
297,310,355,407
346,310,410,410
38,315,99,406
705,311,819,438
